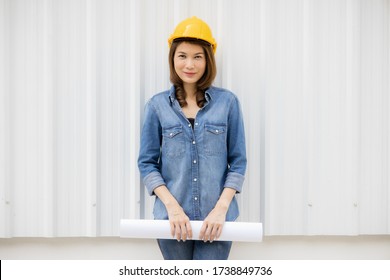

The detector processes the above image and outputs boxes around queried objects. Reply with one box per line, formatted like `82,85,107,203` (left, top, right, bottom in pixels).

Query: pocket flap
205,124,226,135
163,126,183,138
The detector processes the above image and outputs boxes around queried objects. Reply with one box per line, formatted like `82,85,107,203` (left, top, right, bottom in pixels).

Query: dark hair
169,38,217,108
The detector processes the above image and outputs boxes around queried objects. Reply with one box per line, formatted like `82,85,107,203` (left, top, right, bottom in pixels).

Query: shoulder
208,86,234,95
207,86,241,105
149,89,171,104
145,88,172,111
142,90,172,119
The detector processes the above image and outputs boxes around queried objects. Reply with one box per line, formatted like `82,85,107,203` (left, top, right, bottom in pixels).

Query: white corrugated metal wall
0,0,389,237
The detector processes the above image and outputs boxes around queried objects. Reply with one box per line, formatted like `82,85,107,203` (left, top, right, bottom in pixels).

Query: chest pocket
204,124,227,156
162,125,185,158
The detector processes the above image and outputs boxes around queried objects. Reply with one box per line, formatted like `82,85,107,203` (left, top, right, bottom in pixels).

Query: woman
138,16,247,260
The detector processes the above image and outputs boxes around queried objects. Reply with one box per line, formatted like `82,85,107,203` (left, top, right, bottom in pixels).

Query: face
173,42,206,87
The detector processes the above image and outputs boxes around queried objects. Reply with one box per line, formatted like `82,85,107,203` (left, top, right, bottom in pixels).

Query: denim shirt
138,86,247,221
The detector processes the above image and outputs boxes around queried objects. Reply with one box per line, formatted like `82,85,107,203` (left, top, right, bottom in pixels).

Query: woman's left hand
199,206,227,242
199,187,236,242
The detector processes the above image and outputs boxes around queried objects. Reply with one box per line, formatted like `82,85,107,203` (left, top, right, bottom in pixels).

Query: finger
203,223,213,242
209,224,219,242
215,225,223,240
175,223,181,241
170,221,175,238
186,221,193,239
199,222,208,240
180,223,187,241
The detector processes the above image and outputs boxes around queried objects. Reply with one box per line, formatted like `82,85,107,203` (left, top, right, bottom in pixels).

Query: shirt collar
168,85,214,105
205,87,213,102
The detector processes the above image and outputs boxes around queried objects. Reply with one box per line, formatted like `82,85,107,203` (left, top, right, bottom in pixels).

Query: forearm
154,185,192,240
154,185,181,211
214,187,237,212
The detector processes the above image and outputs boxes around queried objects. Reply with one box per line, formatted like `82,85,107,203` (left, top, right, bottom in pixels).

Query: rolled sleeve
138,99,165,196
224,95,247,193
143,171,166,196
224,171,245,193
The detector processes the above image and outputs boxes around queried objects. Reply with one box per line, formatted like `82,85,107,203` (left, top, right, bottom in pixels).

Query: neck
183,83,197,99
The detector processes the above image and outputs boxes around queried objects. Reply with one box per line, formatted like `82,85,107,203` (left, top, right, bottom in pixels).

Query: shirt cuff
143,171,166,196
224,171,245,193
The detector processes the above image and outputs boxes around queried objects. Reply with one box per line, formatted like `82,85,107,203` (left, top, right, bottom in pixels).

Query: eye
177,54,186,59
195,55,203,60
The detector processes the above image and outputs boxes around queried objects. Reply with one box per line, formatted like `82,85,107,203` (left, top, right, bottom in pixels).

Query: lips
184,72,196,76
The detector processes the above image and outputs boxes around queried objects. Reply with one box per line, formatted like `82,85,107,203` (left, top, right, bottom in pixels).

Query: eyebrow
177,51,204,55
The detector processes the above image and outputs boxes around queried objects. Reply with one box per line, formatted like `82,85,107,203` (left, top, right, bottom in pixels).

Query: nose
185,59,195,69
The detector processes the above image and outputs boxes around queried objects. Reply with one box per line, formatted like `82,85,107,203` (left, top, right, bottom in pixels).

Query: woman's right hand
166,202,193,241
154,185,193,241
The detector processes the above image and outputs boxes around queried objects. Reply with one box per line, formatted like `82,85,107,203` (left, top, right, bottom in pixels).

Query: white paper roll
120,219,263,242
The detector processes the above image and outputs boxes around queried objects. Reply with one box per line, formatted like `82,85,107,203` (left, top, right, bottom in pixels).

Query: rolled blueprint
120,219,263,242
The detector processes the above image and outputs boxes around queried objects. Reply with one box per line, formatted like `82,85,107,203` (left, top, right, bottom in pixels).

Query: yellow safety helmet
168,16,217,53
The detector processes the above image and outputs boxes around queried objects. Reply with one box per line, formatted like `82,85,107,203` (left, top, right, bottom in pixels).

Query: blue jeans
157,239,232,260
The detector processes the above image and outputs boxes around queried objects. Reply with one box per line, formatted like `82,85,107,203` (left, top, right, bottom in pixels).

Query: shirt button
193,160,197,164
188,124,191,127
216,130,219,133
192,141,196,144
195,123,198,126
193,178,197,182
194,197,198,201
169,133,173,136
